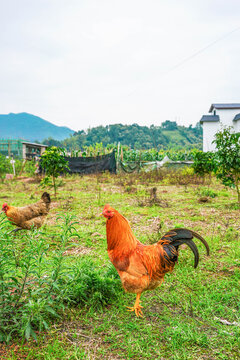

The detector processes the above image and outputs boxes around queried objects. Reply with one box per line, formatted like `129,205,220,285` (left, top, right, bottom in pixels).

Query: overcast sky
0,0,240,131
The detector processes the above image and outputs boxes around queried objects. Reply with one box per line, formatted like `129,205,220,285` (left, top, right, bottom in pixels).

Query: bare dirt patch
63,246,92,256
16,176,41,184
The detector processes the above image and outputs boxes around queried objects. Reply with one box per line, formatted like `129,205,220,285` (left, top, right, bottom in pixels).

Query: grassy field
0,170,239,360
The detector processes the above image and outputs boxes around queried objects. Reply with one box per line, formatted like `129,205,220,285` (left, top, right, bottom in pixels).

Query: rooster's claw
126,304,144,317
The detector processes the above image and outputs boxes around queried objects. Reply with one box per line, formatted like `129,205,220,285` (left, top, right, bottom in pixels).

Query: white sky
0,0,240,131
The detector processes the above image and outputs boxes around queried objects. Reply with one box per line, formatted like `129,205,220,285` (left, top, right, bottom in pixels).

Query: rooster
2,192,51,231
101,204,209,317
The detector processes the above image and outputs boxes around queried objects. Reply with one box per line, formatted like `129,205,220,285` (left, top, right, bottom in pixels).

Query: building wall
235,119,240,132
203,108,240,152
22,144,26,159
40,146,47,155
214,109,240,129
202,122,220,152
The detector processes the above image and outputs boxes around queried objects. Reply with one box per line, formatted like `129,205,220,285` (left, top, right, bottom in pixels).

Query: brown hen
2,192,51,230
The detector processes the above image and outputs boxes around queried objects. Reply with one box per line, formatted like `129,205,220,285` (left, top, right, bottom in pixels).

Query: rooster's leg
126,293,143,317
10,228,22,234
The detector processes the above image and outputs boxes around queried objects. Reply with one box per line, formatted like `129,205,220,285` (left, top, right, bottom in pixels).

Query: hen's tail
159,228,210,268
41,192,51,205
39,192,51,214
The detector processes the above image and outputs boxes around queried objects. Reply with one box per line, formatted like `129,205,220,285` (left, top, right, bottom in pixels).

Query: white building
200,103,240,152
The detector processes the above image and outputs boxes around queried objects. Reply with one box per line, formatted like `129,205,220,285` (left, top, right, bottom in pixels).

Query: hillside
0,113,74,142
45,121,203,150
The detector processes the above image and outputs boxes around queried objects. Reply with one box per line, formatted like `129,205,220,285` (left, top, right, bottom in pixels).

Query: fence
0,139,23,158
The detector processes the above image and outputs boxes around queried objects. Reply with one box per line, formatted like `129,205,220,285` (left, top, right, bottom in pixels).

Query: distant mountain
0,113,74,142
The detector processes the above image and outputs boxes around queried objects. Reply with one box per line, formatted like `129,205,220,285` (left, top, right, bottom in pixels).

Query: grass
0,171,239,359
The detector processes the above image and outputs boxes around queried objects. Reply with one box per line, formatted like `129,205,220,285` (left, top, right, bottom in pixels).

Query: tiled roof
209,103,240,112
233,113,240,121
200,115,220,124
21,141,48,147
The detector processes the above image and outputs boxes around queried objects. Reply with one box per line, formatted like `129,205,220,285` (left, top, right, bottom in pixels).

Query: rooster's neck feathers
106,212,137,253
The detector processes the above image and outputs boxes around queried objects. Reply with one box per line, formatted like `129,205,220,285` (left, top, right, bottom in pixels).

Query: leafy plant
63,260,121,310
0,214,74,342
24,159,38,177
82,142,109,157
40,146,69,197
0,154,11,182
121,147,198,162
213,127,240,203
0,213,121,343
197,187,217,198
192,150,215,177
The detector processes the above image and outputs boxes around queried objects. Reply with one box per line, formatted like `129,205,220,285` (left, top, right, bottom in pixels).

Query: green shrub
197,187,217,198
25,160,38,177
192,151,215,176
62,260,121,310
14,159,24,176
40,147,69,197
0,154,11,181
213,127,240,203
0,214,121,343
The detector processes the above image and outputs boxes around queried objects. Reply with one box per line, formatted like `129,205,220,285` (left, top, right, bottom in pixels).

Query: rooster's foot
10,228,22,234
126,304,143,317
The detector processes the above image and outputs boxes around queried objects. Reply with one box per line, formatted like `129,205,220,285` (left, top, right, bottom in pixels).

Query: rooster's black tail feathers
159,228,209,269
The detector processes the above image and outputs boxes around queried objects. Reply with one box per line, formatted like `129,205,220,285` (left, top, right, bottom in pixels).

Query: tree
161,120,178,130
40,147,69,197
42,137,63,147
43,122,203,151
213,127,240,203
192,122,203,137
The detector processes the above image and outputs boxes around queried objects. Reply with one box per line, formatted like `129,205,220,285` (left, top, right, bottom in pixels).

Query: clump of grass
227,202,240,210
197,187,218,198
63,260,121,310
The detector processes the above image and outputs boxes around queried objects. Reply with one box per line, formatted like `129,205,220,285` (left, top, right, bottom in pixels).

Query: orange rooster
102,204,209,317
2,192,51,231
